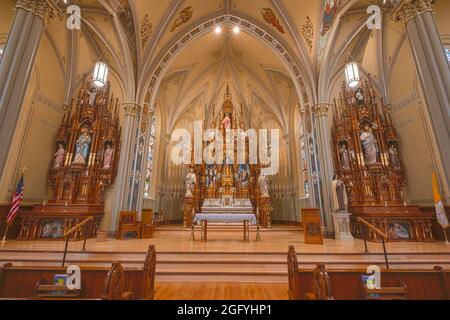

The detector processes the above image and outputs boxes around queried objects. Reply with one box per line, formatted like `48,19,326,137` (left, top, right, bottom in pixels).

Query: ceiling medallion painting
171,6,194,32
261,8,285,34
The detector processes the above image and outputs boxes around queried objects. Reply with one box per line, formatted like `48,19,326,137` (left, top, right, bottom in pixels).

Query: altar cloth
193,213,257,225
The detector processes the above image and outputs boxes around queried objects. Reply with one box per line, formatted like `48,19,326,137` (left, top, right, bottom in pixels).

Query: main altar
331,78,434,242
183,86,273,229
17,80,121,240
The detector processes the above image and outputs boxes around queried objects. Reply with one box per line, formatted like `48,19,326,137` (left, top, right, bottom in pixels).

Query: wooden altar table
191,213,257,242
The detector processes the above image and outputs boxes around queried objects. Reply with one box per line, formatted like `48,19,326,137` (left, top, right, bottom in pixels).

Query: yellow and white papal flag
433,172,449,229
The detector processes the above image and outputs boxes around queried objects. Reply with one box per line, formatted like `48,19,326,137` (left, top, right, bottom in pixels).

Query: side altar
17,80,121,240
183,86,273,228
331,78,434,242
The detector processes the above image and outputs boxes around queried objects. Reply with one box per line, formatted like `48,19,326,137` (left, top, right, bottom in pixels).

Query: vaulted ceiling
4,0,432,133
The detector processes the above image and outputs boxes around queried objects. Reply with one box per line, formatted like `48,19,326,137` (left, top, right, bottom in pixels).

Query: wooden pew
287,246,450,300
305,264,334,300
0,245,157,300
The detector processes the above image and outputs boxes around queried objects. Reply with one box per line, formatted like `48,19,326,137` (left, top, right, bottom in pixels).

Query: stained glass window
144,114,156,198
445,48,450,63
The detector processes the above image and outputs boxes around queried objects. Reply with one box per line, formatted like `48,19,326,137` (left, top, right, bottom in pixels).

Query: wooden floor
154,283,289,300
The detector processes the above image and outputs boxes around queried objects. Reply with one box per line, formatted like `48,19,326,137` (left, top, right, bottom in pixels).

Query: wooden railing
61,216,94,267
357,217,390,269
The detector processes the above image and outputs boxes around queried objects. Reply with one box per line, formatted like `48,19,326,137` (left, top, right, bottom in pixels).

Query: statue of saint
339,144,351,170
185,168,197,198
360,124,378,165
355,88,365,106
258,173,270,198
332,175,348,212
87,87,97,106
238,164,250,187
223,113,232,130
388,144,401,168
102,144,114,169
73,128,92,165
53,143,65,169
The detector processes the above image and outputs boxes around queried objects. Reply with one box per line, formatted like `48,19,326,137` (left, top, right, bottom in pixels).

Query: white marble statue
388,144,401,168
339,144,351,170
360,124,378,165
102,144,114,169
332,175,348,212
185,168,197,198
258,173,270,198
223,113,232,130
53,143,65,169
87,87,97,106
73,128,92,165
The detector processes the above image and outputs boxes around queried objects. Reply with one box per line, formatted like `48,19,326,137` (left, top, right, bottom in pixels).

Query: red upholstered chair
117,211,141,240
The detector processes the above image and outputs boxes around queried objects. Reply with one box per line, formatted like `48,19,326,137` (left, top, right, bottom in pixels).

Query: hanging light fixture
93,61,109,88
345,62,360,88
345,58,360,89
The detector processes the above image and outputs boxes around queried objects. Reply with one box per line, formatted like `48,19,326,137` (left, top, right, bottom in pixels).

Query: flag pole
1,224,9,245
444,227,450,245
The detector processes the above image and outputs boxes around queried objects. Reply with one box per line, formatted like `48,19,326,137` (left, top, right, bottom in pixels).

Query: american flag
6,175,24,225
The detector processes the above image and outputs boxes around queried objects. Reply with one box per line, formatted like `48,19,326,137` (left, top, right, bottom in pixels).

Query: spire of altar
222,84,234,114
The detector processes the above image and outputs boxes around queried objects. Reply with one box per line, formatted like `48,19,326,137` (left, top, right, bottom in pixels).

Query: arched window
144,114,156,198
445,48,450,63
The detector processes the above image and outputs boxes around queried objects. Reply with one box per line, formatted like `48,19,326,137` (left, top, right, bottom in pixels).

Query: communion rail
61,216,94,267
357,217,390,269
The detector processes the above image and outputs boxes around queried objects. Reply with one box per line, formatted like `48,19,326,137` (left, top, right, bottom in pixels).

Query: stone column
109,103,141,234
0,0,57,182
313,103,335,237
136,108,156,219
391,0,450,201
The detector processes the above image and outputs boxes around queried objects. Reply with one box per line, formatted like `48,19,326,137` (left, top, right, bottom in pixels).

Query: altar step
1,250,450,283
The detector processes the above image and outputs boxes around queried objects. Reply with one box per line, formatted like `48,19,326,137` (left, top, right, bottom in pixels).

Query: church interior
0,0,449,302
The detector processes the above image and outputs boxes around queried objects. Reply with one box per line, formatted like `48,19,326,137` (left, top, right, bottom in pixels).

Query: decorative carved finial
390,0,439,23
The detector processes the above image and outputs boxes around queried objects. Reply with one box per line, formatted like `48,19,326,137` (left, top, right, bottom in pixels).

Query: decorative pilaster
0,0,59,182
312,103,335,237
109,103,142,233
136,107,156,218
390,0,450,202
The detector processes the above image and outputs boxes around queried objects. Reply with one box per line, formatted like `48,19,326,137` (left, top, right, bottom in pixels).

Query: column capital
312,103,331,118
390,0,439,24
123,103,141,117
16,0,60,25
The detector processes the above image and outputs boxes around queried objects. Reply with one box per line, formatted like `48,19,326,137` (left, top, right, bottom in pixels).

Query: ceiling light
215,26,222,34
345,61,360,88
233,26,240,34
93,61,108,88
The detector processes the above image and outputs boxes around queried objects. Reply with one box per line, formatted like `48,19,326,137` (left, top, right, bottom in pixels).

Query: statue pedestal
331,212,354,241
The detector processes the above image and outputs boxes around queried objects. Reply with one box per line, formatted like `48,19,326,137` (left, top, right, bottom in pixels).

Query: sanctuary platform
1,225,449,285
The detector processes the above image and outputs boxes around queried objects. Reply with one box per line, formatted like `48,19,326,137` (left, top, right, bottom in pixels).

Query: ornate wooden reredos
331,78,435,242
48,80,121,205
331,78,406,207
